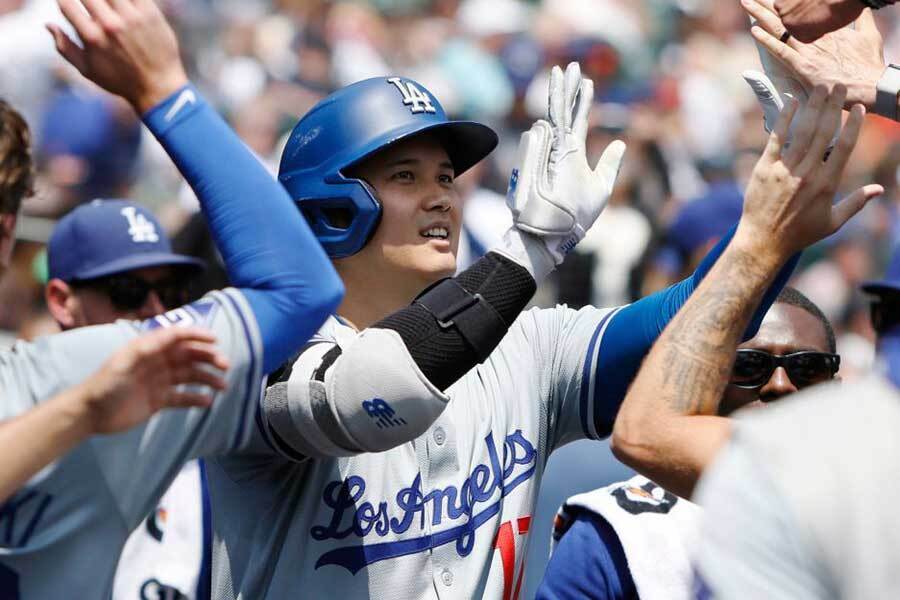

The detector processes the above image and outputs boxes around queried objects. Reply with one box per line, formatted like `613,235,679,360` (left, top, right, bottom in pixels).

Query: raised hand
737,85,884,262
506,62,626,266
744,0,885,111
47,0,188,113
773,0,870,42
81,326,229,434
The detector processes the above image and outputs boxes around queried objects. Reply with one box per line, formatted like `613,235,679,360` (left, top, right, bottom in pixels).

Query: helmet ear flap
293,178,381,258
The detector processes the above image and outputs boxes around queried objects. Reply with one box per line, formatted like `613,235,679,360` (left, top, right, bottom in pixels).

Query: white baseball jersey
695,375,900,600
0,289,263,599
207,304,621,599
113,460,208,600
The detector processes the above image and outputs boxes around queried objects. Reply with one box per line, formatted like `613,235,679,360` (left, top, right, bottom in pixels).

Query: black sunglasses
73,273,191,311
730,349,840,390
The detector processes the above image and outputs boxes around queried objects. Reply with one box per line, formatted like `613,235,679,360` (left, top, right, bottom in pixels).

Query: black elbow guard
376,252,535,390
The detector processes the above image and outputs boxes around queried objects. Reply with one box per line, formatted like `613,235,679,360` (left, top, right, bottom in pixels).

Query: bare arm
611,85,883,499
0,327,228,502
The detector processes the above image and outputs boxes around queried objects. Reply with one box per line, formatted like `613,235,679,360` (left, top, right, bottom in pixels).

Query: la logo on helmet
387,78,436,114
120,206,159,243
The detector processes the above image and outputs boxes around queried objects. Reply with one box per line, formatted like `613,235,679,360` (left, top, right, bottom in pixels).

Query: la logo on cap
121,206,159,243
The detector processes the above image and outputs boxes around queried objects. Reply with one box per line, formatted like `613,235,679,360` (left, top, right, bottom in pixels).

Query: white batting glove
493,62,627,282
743,17,838,151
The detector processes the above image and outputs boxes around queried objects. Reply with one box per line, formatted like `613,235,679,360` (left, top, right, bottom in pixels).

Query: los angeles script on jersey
311,430,537,574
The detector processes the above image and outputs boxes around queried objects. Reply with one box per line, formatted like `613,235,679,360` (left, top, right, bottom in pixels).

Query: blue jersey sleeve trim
579,309,622,440
220,291,261,451
196,460,213,600
587,227,798,436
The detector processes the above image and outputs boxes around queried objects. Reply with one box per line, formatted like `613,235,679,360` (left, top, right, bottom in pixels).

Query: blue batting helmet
278,76,498,258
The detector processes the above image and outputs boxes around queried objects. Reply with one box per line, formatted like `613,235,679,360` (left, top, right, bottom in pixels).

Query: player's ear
45,279,78,331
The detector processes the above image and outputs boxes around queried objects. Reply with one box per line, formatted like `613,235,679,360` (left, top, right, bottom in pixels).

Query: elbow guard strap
377,251,536,390
414,278,506,362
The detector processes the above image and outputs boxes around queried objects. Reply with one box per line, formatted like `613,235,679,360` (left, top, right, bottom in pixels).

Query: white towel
553,476,702,600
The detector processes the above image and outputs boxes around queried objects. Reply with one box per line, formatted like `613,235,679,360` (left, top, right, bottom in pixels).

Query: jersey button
441,568,453,586
433,427,446,446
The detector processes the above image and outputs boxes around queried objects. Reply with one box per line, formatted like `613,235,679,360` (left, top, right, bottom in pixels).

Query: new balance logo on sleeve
362,399,407,429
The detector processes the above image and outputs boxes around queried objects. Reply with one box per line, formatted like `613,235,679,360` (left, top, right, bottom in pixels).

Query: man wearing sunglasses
692,253,900,599
536,287,838,600
45,199,205,328
44,199,213,600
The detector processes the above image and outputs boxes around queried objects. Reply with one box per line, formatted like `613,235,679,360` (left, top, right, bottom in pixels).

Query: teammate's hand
79,326,230,434
773,0,868,42
736,85,883,262
47,0,188,114
744,0,885,111
506,62,626,266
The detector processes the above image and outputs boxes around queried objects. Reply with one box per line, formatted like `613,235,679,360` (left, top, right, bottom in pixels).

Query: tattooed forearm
611,234,783,497
656,246,776,415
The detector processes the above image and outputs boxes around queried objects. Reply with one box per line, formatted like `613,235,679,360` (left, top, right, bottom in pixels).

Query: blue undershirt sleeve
536,512,636,600
142,84,343,373
591,224,799,433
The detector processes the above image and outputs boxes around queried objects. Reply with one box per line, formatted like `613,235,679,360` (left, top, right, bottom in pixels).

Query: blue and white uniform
207,227,797,599
0,85,342,599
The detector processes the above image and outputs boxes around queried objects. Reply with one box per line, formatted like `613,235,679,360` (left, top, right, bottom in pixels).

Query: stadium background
1,0,898,594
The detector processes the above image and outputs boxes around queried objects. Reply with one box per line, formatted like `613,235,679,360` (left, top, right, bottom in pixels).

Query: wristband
875,64,900,121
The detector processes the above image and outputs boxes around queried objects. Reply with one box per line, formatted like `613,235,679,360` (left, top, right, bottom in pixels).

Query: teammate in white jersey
43,200,212,600
0,100,226,508
537,287,838,600
0,1,345,597
202,60,829,598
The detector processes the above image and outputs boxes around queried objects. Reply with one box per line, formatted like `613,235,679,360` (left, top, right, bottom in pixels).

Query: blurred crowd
3,0,900,372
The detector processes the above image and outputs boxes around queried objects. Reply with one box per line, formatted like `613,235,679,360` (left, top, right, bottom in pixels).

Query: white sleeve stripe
219,290,263,452
579,307,624,440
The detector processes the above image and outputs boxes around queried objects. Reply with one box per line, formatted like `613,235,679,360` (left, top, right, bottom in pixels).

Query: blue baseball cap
48,199,205,282
862,247,900,297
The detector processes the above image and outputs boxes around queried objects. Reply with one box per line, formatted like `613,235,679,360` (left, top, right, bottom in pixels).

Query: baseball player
609,86,881,500
694,248,900,599
0,0,346,596
43,199,213,600
0,101,224,509
536,287,838,600
204,63,797,598
0,326,227,503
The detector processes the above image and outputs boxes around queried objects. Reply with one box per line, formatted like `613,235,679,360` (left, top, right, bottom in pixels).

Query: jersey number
493,516,531,600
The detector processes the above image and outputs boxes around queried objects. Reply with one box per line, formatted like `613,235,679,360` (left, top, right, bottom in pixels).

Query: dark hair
0,99,34,215
775,286,836,353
